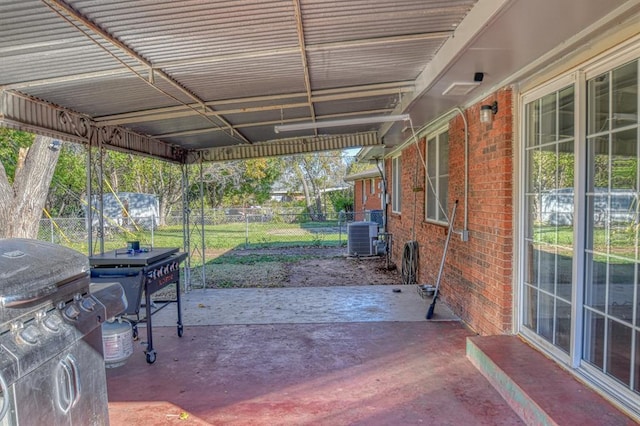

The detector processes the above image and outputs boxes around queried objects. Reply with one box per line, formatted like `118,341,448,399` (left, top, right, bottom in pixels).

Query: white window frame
519,74,578,369
425,128,449,223
518,40,640,415
361,180,366,204
392,155,402,213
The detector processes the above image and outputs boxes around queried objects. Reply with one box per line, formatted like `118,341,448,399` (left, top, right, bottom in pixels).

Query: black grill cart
89,247,187,363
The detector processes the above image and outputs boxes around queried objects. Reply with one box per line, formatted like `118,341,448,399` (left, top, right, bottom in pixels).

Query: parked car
540,188,639,226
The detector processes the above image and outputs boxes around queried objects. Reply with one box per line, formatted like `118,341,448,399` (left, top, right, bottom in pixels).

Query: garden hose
401,240,419,284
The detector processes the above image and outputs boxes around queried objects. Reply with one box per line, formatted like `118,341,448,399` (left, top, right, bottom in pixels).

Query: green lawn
51,221,345,255
533,223,639,262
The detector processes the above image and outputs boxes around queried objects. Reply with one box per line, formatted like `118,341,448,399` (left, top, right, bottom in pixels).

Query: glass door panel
523,85,575,354
584,59,640,393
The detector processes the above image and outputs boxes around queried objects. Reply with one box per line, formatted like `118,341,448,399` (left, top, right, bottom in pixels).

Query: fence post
151,215,155,247
50,219,55,243
245,212,249,248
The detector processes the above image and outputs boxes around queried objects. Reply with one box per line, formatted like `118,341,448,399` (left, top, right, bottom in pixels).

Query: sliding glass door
521,55,640,408
583,59,639,391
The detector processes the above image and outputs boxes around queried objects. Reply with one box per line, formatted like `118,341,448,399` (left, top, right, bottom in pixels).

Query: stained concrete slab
108,285,522,425
107,322,523,426
149,285,458,326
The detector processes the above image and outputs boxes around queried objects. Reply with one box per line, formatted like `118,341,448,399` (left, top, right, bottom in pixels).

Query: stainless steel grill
0,238,125,426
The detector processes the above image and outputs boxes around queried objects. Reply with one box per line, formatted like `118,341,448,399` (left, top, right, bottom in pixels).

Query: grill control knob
80,297,97,312
10,321,24,333
63,303,81,320
43,313,63,333
36,310,62,333
18,325,40,345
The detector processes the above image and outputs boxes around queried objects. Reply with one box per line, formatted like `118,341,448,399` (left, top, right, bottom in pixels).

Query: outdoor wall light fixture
480,101,498,124
274,114,411,133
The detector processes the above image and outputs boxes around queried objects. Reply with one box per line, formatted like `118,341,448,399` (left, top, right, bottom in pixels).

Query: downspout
454,107,469,242
374,159,387,232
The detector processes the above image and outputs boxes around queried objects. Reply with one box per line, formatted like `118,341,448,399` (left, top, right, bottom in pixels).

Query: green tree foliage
532,144,637,192
327,188,354,213
0,128,34,183
47,143,86,216
280,151,349,219
201,157,283,207
346,158,377,176
228,158,283,206
1,129,357,224
98,151,183,224
530,148,575,193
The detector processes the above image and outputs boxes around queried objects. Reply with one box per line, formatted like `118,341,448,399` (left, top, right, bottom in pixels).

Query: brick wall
353,177,384,212
386,88,514,335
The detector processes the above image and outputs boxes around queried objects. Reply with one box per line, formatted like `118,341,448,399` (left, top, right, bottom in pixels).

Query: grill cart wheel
177,324,183,337
146,350,157,364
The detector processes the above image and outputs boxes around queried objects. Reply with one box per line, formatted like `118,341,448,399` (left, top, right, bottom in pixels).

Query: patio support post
198,160,206,288
182,163,192,291
183,161,207,290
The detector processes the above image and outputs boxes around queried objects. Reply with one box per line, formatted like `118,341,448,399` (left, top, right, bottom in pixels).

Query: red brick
386,89,514,335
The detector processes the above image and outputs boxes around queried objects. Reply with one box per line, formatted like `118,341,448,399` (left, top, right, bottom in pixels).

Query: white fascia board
380,0,513,136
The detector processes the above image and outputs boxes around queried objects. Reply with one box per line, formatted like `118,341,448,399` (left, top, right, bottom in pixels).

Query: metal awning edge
0,90,186,163
344,168,381,182
187,132,381,163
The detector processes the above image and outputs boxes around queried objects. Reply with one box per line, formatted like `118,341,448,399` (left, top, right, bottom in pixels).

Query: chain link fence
37,209,383,254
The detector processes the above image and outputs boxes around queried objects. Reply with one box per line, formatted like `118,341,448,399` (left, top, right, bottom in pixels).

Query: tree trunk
0,135,61,238
159,197,167,227
296,165,314,217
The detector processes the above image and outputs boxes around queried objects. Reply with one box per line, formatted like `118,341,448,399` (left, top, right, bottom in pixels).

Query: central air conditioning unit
347,221,379,256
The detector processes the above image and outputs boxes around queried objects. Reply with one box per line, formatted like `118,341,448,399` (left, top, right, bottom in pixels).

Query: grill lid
0,239,89,308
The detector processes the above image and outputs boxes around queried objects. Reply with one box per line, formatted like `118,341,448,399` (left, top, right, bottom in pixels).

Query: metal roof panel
166,52,306,101
308,38,445,91
23,74,194,117
0,0,501,162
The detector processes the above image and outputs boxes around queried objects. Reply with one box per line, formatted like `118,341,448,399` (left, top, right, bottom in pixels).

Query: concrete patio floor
105,285,636,425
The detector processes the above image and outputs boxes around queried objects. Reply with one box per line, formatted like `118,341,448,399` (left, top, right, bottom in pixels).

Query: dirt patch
203,246,401,288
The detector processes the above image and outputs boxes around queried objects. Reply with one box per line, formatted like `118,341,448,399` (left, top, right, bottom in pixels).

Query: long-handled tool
426,199,458,320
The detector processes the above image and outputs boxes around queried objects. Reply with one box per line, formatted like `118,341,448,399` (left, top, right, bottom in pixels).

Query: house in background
357,1,640,419
344,168,384,220
89,192,159,229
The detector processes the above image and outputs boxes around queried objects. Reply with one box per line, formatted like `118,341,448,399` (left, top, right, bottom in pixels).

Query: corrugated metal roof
0,0,479,162
300,0,472,44
2,0,635,163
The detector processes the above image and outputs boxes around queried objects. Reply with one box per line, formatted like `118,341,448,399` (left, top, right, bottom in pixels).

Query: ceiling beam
156,108,395,138
187,132,381,163
292,0,317,136
94,82,414,126
0,90,186,163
